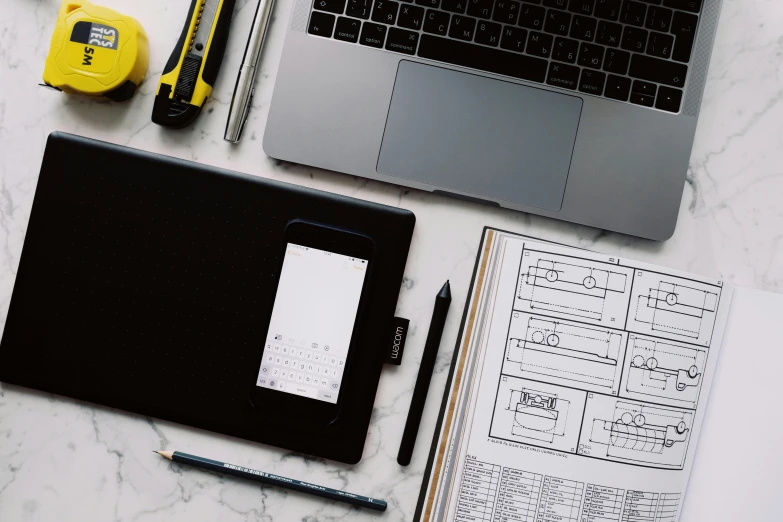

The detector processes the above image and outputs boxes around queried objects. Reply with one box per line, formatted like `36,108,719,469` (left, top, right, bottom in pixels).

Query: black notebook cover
0,132,415,464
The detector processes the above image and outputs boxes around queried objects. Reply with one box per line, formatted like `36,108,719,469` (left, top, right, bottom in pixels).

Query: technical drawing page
434,232,733,522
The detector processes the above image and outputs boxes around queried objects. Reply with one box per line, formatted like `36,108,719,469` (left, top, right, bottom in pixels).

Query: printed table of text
536,476,585,522
493,467,543,522
622,491,659,522
580,484,625,522
654,494,679,522
620,490,680,522
457,458,501,522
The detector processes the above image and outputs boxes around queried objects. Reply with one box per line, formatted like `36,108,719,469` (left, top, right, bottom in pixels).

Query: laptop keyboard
307,0,704,113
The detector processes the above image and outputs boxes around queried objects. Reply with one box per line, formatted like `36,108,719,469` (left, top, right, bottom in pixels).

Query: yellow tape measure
43,0,149,102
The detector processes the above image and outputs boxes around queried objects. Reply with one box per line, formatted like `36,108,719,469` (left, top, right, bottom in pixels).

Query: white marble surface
0,0,781,520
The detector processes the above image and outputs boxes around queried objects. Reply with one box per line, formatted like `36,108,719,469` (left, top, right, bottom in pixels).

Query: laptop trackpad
377,61,583,211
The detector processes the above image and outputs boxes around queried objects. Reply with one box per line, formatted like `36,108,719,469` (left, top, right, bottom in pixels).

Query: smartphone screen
255,243,368,403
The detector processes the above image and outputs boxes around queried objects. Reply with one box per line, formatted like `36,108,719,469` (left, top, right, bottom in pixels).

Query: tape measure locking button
43,0,149,102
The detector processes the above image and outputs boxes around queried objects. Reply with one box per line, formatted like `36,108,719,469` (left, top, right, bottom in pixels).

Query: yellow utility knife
153,0,235,128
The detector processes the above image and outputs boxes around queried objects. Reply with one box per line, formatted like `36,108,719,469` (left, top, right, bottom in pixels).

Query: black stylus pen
155,451,387,511
398,280,452,466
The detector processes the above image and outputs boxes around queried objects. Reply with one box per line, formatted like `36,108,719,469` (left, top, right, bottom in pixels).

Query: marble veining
1,0,782,520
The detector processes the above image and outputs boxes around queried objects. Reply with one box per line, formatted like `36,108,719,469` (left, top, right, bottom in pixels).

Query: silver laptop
264,0,721,240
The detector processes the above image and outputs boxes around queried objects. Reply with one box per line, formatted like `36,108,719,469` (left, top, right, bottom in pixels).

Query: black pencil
397,280,452,466
155,451,387,511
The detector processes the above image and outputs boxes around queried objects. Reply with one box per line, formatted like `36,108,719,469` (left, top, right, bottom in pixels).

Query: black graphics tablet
0,133,415,464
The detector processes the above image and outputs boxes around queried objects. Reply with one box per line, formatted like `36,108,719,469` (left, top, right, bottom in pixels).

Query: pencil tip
438,280,452,299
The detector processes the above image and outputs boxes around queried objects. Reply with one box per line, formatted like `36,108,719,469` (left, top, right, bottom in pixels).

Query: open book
415,228,739,522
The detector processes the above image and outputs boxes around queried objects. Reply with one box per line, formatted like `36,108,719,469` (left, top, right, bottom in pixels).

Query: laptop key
671,11,698,63
493,1,520,24
596,20,621,46
595,0,621,20
449,14,477,40
543,0,568,9
603,48,630,74
621,0,647,26
546,62,580,90
630,91,654,107
385,27,419,54
500,26,527,52
308,11,336,37
570,15,597,41
398,4,425,29
467,0,494,18
417,34,548,82
553,37,579,63
655,86,683,113
621,26,648,52
423,9,450,35
416,0,440,7
526,31,553,57
632,79,656,97
604,74,631,101
314,0,347,14
475,20,502,46
518,3,545,30
578,69,606,95
646,31,673,58
645,6,672,31
334,16,362,42
578,42,604,69
346,0,372,18
372,0,399,24
544,10,571,36
441,0,467,13
569,0,595,15
359,21,387,46
629,53,687,87
663,0,701,13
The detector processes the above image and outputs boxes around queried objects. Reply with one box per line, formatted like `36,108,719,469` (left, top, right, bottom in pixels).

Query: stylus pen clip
225,0,276,143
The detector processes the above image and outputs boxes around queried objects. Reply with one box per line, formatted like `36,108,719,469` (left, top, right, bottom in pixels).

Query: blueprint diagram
627,271,721,346
490,376,585,453
514,249,633,327
620,335,707,408
504,312,626,393
489,239,726,472
579,396,693,469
